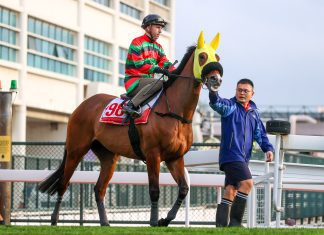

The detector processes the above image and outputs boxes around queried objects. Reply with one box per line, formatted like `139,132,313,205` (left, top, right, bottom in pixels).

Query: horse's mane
164,45,196,88
172,45,196,75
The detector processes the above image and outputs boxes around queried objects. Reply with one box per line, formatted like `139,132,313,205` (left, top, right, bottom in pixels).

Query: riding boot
216,198,232,227
123,80,163,118
122,100,141,118
228,191,248,227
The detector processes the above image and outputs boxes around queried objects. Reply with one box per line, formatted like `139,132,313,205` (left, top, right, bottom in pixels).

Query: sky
174,0,324,108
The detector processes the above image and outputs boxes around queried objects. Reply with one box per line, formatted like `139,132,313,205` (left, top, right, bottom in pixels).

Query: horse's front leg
159,157,189,227
146,154,161,227
93,153,119,226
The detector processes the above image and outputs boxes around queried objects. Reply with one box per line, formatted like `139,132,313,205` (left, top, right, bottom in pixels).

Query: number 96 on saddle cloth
99,92,161,125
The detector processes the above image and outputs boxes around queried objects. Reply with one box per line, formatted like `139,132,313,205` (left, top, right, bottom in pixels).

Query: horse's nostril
207,76,222,90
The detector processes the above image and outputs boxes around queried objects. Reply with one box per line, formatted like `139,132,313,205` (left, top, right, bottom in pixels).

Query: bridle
164,72,221,89
154,71,221,124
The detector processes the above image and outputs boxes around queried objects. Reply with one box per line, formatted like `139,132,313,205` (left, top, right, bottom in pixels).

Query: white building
0,0,175,141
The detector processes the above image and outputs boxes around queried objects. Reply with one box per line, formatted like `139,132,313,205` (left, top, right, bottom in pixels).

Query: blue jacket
209,92,274,167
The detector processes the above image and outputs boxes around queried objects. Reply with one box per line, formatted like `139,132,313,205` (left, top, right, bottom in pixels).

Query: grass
0,226,324,235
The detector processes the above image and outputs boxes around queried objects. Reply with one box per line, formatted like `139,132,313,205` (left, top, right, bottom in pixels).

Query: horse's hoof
150,222,158,227
158,218,171,227
51,222,57,226
100,222,110,226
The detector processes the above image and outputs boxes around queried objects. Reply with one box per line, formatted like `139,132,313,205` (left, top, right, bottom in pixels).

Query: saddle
99,90,163,125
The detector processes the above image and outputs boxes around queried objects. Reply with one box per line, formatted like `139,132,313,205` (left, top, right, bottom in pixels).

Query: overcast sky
174,0,324,108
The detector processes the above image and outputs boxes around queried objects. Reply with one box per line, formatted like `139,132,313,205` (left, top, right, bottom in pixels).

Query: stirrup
129,110,141,118
122,105,141,118
130,106,142,118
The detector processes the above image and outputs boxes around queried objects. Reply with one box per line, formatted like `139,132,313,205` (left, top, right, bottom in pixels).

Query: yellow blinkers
193,31,220,79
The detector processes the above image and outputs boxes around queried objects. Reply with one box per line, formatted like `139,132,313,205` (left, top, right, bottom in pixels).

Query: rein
155,88,192,124
171,74,203,83
164,73,205,89
154,74,205,124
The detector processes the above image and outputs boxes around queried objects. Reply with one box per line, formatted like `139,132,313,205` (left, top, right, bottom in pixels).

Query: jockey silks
124,34,172,94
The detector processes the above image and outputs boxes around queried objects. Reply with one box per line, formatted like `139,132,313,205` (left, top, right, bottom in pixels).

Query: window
0,45,16,62
0,27,17,45
153,0,169,7
92,0,111,7
27,17,76,76
84,36,112,83
28,53,75,76
120,2,141,20
28,36,75,61
118,47,128,86
0,6,18,62
84,68,110,83
0,7,17,27
85,36,110,56
28,17,75,45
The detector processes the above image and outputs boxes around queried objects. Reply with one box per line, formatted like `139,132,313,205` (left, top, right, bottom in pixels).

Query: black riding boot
216,203,231,227
228,191,248,227
122,100,141,118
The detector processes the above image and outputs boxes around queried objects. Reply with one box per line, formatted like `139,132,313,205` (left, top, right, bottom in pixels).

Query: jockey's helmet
141,14,167,29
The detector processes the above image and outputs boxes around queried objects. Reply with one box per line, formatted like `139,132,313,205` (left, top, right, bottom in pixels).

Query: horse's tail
38,148,67,195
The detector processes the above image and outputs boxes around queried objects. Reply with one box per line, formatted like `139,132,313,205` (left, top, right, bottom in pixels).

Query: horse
38,31,223,227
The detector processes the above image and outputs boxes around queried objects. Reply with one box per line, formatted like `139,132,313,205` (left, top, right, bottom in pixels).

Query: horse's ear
210,32,220,51
197,31,204,49
215,53,220,62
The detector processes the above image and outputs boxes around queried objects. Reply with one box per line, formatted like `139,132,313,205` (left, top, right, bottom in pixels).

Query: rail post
0,89,14,225
266,120,291,228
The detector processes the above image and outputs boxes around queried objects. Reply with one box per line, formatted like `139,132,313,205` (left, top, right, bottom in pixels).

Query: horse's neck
166,56,201,120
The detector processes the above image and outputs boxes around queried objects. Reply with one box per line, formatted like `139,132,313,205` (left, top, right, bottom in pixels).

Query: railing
1,136,324,227
184,135,324,227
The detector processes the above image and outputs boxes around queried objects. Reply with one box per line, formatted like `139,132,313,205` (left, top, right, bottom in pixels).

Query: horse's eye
198,52,207,66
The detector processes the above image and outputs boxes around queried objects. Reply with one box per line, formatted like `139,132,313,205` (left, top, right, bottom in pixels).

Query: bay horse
39,31,223,227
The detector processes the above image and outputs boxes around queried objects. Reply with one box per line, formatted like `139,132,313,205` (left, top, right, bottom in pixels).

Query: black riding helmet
141,14,167,29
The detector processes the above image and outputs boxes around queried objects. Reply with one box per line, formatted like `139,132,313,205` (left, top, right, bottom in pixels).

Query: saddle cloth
99,90,162,125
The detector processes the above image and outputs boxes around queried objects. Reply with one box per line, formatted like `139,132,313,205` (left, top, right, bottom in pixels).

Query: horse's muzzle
206,75,222,92
201,61,223,78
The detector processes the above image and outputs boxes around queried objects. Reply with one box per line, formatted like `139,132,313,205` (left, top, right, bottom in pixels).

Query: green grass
0,226,324,235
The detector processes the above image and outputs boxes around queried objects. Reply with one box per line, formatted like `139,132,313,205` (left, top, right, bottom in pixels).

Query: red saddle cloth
99,91,161,125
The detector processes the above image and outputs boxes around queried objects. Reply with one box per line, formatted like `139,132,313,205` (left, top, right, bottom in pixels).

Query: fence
6,142,220,226
183,135,324,227
1,140,324,226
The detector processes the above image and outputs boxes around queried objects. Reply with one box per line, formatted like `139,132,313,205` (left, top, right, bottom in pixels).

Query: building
0,0,175,141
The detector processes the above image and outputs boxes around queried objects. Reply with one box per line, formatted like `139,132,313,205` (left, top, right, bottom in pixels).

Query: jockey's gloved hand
154,67,170,77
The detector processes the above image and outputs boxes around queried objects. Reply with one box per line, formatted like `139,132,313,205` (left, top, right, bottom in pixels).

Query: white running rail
1,134,324,227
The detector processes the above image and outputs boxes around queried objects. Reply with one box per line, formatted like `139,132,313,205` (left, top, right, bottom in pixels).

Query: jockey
122,14,175,118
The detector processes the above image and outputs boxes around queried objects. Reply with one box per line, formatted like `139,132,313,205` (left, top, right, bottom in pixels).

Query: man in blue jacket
208,78,274,227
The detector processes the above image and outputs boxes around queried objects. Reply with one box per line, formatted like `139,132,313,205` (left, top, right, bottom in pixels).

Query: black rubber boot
216,203,230,227
228,195,247,227
122,101,141,118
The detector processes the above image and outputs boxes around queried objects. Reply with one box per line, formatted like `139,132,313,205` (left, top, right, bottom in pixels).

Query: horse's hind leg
51,195,63,225
51,146,90,225
91,140,119,226
159,157,189,227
